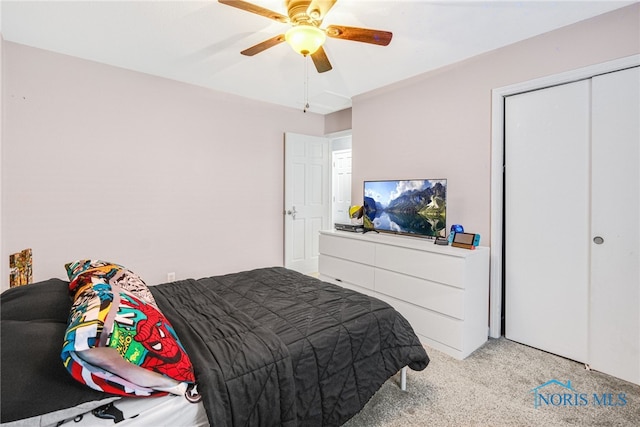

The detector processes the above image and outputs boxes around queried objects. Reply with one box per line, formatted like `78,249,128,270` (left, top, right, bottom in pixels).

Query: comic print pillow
61,260,195,397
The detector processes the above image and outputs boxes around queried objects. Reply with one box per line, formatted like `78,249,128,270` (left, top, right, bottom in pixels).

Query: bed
1,266,429,426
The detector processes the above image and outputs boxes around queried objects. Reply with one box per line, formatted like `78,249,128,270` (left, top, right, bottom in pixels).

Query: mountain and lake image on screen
363,179,447,238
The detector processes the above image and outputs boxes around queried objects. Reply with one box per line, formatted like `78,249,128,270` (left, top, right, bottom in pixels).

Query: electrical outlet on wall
167,272,176,282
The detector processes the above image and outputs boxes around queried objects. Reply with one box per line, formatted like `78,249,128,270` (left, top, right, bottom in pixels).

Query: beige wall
352,4,640,241
1,42,324,289
324,108,352,135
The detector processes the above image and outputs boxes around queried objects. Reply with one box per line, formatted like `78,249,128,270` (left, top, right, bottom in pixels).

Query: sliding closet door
504,80,591,363
589,67,640,384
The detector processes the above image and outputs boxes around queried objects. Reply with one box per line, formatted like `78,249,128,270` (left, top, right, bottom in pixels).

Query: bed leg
400,366,407,391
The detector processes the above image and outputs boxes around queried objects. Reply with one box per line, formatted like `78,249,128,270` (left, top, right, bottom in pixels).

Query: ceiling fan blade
306,0,338,23
218,0,289,23
325,25,392,46
311,46,333,73
241,34,286,56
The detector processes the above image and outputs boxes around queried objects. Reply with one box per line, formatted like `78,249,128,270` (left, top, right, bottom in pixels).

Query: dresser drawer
318,254,375,290
319,233,375,265
376,294,463,351
375,244,465,288
319,275,378,298
375,268,464,319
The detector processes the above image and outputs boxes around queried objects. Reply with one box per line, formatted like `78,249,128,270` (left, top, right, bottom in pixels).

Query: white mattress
56,394,208,427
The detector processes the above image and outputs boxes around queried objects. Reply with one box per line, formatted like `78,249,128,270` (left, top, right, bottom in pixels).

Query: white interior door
504,80,591,363
332,149,352,224
589,67,640,384
284,132,331,274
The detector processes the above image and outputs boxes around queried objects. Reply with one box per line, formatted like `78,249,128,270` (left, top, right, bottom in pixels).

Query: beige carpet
344,337,639,426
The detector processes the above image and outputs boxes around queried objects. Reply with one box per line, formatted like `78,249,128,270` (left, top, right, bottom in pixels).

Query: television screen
363,179,447,238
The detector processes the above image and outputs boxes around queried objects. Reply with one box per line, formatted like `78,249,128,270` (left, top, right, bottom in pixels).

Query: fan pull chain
303,55,310,113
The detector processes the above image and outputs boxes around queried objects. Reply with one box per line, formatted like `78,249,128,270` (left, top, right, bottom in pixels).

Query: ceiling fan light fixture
285,25,326,56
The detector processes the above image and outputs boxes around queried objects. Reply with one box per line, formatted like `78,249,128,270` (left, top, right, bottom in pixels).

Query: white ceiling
1,1,634,114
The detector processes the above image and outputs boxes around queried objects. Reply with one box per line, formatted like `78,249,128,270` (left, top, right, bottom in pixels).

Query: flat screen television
363,179,447,238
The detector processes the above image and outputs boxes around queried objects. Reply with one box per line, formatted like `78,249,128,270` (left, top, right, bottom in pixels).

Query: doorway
283,132,331,274
330,133,352,225
488,55,640,339
502,66,639,385
283,131,352,275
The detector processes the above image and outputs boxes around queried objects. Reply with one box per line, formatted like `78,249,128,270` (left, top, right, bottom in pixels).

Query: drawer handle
335,278,342,282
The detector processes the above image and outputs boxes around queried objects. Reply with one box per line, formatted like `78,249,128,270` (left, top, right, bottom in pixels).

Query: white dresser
318,230,490,359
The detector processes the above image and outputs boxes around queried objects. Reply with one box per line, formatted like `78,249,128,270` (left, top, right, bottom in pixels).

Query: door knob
593,236,604,244
286,206,297,219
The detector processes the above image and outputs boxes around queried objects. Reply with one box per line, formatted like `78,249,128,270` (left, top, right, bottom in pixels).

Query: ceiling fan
218,0,393,73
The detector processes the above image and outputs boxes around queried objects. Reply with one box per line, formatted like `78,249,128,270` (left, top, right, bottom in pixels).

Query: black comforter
151,267,429,426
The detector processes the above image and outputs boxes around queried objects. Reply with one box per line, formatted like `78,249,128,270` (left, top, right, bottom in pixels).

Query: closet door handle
593,236,604,245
